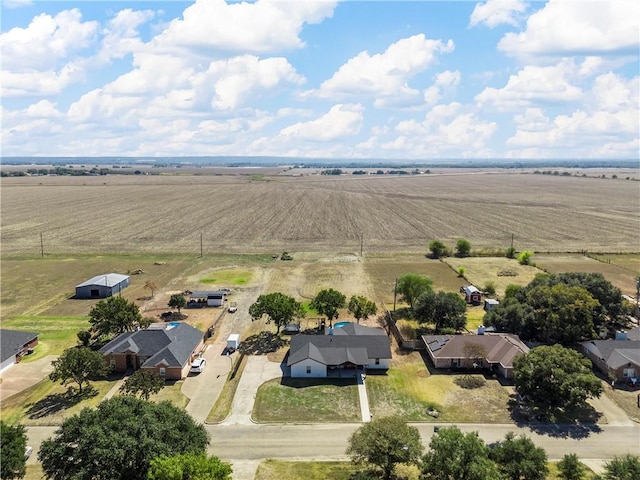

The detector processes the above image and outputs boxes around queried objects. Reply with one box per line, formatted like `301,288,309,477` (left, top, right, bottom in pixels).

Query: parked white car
228,302,237,313
190,357,206,373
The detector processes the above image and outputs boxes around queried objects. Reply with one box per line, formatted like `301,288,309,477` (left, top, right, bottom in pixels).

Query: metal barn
75,273,130,299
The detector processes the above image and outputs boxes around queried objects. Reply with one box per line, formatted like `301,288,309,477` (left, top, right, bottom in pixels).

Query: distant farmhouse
287,324,391,378
422,332,529,379
100,323,204,380
0,329,39,372
75,273,130,299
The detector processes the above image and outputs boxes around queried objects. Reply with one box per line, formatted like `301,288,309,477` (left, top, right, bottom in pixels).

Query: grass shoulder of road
2,315,90,360
604,385,640,424
206,354,248,423
254,460,596,480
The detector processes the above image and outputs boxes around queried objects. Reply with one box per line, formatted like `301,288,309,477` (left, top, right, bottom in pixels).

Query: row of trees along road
249,289,377,332
428,238,472,258
347,417,640,480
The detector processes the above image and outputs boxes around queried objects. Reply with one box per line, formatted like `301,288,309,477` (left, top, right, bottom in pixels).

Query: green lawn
1,378,115,426
367,355,513,423
199,268,254,286
2,315,90,360
255,460,357,480
253,377,360,423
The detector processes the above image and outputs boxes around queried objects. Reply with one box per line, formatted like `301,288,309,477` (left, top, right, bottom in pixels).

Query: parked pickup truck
227,302,237,313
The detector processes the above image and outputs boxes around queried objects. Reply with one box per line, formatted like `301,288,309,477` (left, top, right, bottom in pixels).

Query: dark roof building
0,329,39,372
287,325,391,378
100,323,204,380
582,337,640,383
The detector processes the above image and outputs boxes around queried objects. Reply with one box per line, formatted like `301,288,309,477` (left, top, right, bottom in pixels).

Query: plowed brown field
1,172,638,255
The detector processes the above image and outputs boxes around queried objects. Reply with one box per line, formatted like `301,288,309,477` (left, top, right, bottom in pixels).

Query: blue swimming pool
334,321,351,328
167,322,181,329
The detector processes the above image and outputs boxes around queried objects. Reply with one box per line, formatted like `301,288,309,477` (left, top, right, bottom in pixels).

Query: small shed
484,299,500,312
188,291,226,307
75,273,130,299
462,285,482,305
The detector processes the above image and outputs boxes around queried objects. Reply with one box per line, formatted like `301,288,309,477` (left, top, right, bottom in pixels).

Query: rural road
27,422,640,467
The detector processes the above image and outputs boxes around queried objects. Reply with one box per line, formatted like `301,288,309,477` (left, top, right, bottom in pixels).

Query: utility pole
40,232,44,258
393,278,398,312
360,233,363,257
200,232,203,258
510,233,514,250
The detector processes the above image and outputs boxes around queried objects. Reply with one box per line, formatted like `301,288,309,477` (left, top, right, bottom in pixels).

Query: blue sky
1,0,638,159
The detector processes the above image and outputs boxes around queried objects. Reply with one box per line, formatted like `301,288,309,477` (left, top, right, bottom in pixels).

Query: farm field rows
2,172,638,255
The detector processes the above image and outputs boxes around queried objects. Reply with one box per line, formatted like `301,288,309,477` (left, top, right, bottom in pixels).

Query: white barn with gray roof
75,273,130,298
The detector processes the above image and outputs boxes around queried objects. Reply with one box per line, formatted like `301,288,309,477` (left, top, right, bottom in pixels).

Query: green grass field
2,315,90,359
253,377,361,423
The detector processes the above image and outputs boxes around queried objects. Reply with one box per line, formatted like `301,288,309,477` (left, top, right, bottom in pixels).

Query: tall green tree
310,288,347,326
415,290,467,332
396,273,433,310
348,295,378,324
483,297,535,338
428,240,449,258
49,346,110,394
601,454,640,480
120,369,165,400
346,416,423,480
249,292,304,334
168,293,187,314
523,283,599,344
147,452,232,480
456,238,472,257
38,396,208,480
557,453,586,480
421,426,503,480
513,344,602,415
488,432,548,480
89,295,143,337
0,421,27,480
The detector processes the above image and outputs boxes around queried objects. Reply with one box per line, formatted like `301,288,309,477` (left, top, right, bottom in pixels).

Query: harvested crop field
1,172,638,255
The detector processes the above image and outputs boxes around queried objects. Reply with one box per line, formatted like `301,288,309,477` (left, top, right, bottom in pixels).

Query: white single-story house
0,329,39,373
287,324,391,378
75,273,130,299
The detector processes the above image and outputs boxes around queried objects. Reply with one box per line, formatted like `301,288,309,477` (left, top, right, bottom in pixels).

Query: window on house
306,366,311,374
375,358,380,365
109,358,116,368
159,368,166,377
623,368,636,378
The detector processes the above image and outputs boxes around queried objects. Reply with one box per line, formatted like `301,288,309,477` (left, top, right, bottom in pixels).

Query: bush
518,250,534,265
457,267,465,277
483,281,497,297
455,375,486,389
396,319,419,339
505,246,516,259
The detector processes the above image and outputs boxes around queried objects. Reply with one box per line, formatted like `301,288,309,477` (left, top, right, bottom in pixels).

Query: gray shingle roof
332,323,386,336
287,333,391,367
0,329,39,363
582,340,640,369
99,323,203,368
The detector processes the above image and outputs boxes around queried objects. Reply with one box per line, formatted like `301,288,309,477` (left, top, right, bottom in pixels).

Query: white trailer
226,334,241,350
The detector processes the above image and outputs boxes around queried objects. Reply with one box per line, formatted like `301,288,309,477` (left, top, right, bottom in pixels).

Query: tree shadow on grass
26,386,98,419
280,377,355,389
508,397,603,439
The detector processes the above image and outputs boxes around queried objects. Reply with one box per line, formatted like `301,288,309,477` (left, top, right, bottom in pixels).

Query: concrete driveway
0,356,56,403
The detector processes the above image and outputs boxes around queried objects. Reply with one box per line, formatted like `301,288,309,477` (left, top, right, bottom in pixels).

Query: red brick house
100,323,204,380
0,329,39,373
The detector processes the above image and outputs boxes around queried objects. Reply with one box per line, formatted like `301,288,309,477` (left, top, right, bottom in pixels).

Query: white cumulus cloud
280,104,364,141
498,0,640,57
469,0,527,28
315,34,454,107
